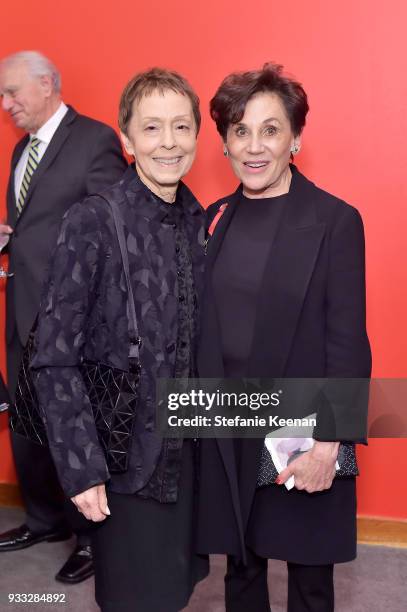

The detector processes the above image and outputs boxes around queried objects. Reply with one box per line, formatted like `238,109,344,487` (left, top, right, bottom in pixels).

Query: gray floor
0,507,406,611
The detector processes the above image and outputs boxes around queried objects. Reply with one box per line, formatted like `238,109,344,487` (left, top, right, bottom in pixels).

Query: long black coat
196,166,371,565
6,105,127,348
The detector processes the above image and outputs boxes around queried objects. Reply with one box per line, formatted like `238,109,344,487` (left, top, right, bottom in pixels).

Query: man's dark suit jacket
196,165,372,565
6,105,127,348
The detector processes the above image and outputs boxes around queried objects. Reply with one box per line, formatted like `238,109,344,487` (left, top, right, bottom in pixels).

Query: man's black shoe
0,524,71,552
55,545,94,584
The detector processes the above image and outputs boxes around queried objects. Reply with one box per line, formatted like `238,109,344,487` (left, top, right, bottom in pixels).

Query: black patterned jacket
31,166,206,500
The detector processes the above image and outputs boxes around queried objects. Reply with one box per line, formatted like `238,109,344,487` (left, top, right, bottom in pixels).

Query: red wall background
0,0,406,519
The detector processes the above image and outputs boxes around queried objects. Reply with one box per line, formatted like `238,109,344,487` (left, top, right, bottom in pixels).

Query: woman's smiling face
121,89,197,200
225,91,300,198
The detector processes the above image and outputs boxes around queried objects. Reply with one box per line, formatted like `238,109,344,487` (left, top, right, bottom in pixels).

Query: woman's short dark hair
119,67,201,136
210,62,309,140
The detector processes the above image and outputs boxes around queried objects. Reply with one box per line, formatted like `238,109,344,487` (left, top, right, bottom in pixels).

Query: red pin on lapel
208,203,228,236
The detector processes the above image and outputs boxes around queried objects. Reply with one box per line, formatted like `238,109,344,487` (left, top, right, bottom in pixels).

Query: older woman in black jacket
31,68,208,612
196,63,371,611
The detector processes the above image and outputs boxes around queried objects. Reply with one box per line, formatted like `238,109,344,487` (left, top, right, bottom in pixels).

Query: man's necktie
17,137,41,215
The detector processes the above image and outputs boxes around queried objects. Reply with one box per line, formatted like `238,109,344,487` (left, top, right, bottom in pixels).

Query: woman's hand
71,484,110,522
276,441,340,493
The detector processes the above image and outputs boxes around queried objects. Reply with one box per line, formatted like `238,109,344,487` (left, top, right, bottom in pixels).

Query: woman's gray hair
0,51,61,93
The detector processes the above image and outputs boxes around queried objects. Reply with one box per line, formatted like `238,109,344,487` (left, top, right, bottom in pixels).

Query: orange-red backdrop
0,0,406,519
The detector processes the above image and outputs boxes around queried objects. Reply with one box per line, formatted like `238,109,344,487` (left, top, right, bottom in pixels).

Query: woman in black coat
31,68,208,612
196,63,371,611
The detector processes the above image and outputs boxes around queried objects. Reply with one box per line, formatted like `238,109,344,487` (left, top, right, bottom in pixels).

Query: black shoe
55,545,94,584
0,524,72,552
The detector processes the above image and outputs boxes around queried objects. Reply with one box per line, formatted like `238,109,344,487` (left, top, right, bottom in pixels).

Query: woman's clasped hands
276,441,340,493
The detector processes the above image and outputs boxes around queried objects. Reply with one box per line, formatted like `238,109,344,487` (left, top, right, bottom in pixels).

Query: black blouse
213,192,287,377
138,192,198,500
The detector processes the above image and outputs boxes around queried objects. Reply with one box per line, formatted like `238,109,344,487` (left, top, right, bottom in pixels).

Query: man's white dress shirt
14,102,69,201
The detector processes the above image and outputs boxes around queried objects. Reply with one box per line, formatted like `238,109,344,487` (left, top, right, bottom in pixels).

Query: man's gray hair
0,51,61,93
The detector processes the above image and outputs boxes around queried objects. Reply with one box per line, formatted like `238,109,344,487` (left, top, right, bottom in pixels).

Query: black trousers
225,547,334,612
7,329,91,543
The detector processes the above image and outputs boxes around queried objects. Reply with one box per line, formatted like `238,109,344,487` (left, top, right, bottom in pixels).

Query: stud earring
223,148,229,157
291,144,300,155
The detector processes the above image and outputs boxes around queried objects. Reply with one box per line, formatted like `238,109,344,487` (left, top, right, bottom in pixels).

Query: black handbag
10,195,141,474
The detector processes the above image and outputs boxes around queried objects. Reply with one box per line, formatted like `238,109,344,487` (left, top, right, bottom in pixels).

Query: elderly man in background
0,51,127,583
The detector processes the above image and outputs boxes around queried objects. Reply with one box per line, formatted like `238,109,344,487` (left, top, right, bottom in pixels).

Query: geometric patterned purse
10,194,141,474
